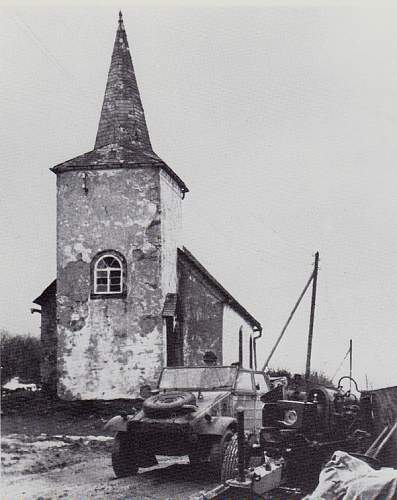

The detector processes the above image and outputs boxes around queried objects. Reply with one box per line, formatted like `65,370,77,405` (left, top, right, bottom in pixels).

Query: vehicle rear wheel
112,432,138,478
209,429,234,476
221,434,239,482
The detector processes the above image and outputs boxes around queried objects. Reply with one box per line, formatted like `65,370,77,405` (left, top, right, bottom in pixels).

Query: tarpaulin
304,450,397,500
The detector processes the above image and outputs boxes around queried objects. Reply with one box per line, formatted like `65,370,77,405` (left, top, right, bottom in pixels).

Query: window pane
254,373,270,393
93,253,124,295
104,257,121,268
236,372,254,391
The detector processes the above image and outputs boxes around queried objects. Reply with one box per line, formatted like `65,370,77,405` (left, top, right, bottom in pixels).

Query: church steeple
95,11,152,151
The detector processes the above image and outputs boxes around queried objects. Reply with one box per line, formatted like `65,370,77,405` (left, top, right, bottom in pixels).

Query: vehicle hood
131,391,230,425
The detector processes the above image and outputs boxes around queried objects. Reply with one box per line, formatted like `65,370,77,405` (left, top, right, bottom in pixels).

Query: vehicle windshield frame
158,365,239,391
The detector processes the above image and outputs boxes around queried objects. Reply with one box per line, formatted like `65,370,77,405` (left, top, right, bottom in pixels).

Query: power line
330,345,351,382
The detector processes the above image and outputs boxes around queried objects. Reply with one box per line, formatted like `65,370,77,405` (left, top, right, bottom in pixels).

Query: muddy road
1,392,221,499
1,433,219,500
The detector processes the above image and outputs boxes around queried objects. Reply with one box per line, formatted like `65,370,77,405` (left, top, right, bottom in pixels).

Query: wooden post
305,251,319,382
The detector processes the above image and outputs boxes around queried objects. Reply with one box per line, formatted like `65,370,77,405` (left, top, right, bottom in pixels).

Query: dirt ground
1,392,219,500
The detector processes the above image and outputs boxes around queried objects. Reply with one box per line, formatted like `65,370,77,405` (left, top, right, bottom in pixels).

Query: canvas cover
305,450,397,500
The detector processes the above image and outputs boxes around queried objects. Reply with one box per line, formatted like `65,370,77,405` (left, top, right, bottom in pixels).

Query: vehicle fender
194,416,237,436
104,415,129,432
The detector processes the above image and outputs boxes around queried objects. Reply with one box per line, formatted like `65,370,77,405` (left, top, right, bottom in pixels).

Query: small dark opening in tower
166,318,183,367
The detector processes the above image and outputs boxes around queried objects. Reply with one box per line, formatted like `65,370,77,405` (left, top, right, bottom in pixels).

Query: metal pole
305,251,319,382
349,339,352,392
237,410,245,482
239,326,243,367
262,271,314,372
249,336,253,369
372,421,397,459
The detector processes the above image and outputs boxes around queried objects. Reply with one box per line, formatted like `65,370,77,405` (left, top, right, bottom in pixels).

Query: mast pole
305,251,319,382
349,339,353,391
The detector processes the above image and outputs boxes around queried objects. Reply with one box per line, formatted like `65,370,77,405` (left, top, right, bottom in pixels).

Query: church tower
52,13,188,400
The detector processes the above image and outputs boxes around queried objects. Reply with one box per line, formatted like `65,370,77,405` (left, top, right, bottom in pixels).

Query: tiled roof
95,11,152,152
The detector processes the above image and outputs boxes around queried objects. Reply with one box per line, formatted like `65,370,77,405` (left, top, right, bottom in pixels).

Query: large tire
221,434,239,482
112,432,138,478
209,429,235,476
143,391,196,416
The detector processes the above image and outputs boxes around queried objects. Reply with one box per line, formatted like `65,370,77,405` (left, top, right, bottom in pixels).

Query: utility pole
305,251,319,382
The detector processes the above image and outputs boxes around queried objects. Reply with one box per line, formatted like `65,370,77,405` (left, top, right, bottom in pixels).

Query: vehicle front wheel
209,429,234,476
112,432,139,478
221,434,239,482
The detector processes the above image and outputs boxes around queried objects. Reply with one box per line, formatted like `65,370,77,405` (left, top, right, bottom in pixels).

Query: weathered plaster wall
222,304,254,368
40,295,57,395
160,170,182,298
56,167,164,400
177,257,223,365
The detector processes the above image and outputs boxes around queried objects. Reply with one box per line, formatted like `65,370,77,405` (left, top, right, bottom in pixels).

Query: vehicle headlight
283,409,298,426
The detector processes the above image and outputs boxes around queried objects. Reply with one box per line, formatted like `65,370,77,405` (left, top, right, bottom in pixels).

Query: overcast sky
1,1,396,390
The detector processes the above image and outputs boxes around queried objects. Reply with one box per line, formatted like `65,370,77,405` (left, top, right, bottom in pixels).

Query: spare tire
143,391,196,416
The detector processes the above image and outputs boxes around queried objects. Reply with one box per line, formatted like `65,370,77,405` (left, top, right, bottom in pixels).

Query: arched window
91,251,126,298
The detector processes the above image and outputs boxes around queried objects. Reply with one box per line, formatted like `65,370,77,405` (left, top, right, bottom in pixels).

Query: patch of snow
2,377,37,391
52,435,113,442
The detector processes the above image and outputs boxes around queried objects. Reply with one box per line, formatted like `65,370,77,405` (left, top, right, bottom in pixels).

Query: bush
0,329,41,385
267,367,335,388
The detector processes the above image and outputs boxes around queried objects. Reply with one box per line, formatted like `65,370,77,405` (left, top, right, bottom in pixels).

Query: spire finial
118,11,123,25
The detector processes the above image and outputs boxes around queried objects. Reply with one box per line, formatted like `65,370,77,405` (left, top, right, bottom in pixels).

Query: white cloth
305,450,397,500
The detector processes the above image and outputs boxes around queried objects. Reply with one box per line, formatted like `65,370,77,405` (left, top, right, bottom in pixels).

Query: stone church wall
56,167,165,399
222,304,254,368
177,256,224,365
160,169,182,299
40,292,57,395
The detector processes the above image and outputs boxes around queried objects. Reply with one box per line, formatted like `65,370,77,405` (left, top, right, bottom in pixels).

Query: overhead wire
331,346,351,382
4,10,100,107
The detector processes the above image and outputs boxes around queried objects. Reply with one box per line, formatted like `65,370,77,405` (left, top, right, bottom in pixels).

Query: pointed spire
95,13,152,151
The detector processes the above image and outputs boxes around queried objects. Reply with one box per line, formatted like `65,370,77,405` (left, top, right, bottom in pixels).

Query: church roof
51,12,188,194
33,279,56,306
51,144,188,193
95,11,152,151
178,247,262,331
